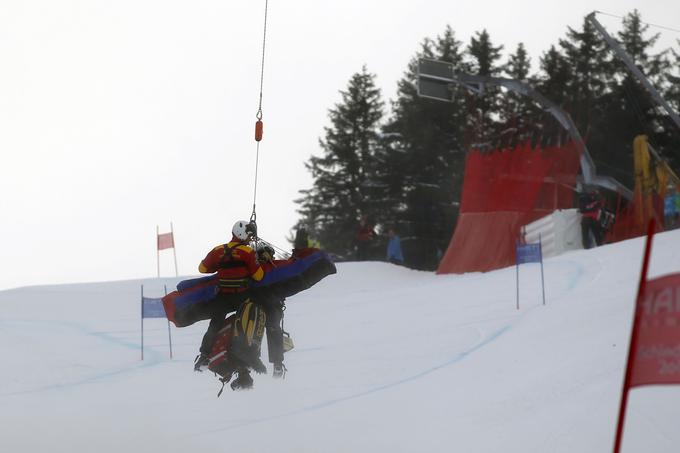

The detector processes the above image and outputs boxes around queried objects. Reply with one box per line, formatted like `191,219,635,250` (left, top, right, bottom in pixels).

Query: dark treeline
296,10,680,270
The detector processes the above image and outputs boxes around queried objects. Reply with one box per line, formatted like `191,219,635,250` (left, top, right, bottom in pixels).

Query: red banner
157,232,174,251
630,273,680,387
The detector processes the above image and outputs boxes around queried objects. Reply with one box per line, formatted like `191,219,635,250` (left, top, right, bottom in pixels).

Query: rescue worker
254,243,287,378
193,220,264,385
293,227,309,251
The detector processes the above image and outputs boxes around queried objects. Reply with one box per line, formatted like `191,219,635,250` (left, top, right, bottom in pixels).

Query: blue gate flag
140,285,173,360
142,297,167,319
516,243,542,264
515,238,546,309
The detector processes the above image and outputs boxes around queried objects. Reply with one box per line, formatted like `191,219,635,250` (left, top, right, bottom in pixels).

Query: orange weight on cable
255,120,263,142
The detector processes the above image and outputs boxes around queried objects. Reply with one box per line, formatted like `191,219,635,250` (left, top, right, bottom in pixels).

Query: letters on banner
631,273,680,387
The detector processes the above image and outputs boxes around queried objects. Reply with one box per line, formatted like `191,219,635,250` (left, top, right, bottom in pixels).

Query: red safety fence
608,195,664,243
437,141,582,274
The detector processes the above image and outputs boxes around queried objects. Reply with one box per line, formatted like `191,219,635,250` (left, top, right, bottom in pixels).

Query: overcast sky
1,0,678,290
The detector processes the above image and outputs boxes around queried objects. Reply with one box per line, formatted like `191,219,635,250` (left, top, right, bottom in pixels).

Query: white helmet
232,220,255,241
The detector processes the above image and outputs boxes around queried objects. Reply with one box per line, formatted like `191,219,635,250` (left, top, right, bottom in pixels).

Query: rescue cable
250,0,269,230
246,2,293,260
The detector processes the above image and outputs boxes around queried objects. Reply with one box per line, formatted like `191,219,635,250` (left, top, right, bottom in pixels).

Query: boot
251,357,267,375
194,353,209,372
272,362,286,379
231,368,254,391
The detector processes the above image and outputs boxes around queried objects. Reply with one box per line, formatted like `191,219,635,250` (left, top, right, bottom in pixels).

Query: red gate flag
156,223,178,277
611,219,680,453
157,232,174,250
629,273,680,387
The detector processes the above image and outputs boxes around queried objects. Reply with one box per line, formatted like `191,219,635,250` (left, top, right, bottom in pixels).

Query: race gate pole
613,220,655,453
156,225,160,278
515,241,520,310
164,284,173,359
539,233,546,306
140,284,144,361
171,222,178,277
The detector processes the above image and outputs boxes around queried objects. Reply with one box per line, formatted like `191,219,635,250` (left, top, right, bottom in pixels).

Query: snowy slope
2,230,680,453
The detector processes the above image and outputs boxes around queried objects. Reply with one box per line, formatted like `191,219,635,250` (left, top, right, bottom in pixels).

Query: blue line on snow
0,318,142,351
199,323,513,436
0,319,168,397
2,360,167,397
200,258,593,436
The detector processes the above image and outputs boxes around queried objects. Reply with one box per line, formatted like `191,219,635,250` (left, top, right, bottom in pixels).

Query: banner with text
630,273,680,387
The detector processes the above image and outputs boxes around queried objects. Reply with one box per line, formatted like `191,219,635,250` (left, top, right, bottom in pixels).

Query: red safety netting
437,141,582,274
607,194,664,243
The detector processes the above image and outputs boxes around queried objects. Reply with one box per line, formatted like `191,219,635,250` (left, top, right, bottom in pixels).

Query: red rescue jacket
198,237,264,293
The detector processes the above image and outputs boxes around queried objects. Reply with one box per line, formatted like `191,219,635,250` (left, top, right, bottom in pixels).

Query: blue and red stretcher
162,248,336,328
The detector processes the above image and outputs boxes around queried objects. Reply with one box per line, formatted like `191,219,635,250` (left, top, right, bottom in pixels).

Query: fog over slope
2,229,680,452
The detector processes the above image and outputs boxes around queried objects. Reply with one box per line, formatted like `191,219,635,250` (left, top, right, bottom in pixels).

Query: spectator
675,188,680,228
355,216,376,260
664,183,677,230
386,227,404,265
579,189,604,249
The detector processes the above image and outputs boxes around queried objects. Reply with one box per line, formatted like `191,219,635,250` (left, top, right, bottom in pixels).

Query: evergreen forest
295,10,680,270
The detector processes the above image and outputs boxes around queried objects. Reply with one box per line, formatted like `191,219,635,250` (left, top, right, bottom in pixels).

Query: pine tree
467,29,504,76
597,10,675,186
296,66,384,258
551,16,636,186
506,42,531,81
537,45,572,107
466,30,504,146
558,17,611,136
668,44,680,171
535,45,574,145
381,26,469,270
668,43,680,114
499,42,537,144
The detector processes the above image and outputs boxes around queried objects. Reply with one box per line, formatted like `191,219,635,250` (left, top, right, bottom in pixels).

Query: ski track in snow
196,257,594,436
0,258,592,404
0,318,168,397
197,321,517,436
1,257,594,442
5,233,680,453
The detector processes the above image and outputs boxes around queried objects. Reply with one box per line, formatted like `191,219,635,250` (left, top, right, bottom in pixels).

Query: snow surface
2,231,680,453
